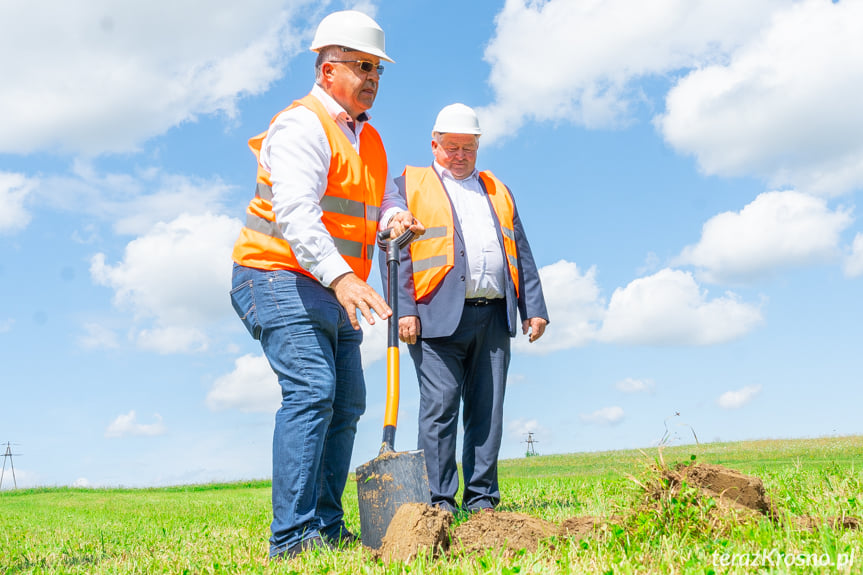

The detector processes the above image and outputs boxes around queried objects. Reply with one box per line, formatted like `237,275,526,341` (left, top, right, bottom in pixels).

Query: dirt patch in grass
451,510,560,556
559,515,605,539
375,505,599,563
791,515,861,532
371,463,859,563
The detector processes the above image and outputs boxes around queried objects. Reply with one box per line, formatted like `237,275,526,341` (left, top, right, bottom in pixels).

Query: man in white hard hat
381,103,549,514
230,10,422,560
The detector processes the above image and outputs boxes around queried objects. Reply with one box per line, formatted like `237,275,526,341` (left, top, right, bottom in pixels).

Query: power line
523,432,539,456
1,442,21,490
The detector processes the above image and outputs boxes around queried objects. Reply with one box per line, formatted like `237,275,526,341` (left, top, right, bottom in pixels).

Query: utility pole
523,432,539,457
1,442,20,490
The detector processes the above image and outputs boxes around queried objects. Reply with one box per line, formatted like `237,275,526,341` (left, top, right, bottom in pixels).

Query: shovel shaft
386,257,399,348
382,246,400,450
358,229,429,551
383,347,400,430
376,228,415,451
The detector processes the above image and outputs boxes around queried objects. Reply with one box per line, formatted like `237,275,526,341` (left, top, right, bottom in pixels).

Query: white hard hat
432,103,482,135
310,10,394,63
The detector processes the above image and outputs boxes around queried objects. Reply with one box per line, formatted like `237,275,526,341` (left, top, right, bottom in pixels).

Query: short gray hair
315,45,354,82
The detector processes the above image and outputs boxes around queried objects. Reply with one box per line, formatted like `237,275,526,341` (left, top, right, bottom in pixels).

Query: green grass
2,437,863,573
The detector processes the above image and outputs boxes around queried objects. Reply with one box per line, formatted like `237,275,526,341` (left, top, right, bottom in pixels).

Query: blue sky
2,0,863,489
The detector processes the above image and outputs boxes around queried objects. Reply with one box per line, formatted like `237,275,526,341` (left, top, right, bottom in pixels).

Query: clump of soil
378,503,452,563
650,461,860,532
451,510,560,556
669,462,776,518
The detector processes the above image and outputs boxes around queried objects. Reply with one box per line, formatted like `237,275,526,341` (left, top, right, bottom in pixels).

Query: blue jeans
230,264,365,557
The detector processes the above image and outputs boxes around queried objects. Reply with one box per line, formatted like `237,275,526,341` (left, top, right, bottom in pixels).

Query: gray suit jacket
380,167,549,339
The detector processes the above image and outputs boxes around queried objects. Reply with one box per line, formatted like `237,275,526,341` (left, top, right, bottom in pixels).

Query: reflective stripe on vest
404,166,519,300
231,94,387,281
410,225,449,273
243,212,374,260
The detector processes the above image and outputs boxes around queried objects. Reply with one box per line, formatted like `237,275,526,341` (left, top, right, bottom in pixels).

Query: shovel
356,228,431,550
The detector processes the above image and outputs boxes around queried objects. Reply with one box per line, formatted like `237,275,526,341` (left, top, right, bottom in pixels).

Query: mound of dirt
378,503,452,563
669,462,775,517
451,510,560,556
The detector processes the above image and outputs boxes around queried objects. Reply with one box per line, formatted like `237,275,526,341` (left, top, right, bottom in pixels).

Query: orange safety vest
231,94,387,281
403,166,520,300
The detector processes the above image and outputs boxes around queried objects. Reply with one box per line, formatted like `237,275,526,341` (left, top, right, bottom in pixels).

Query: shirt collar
433,160,479,182
311,84,370,125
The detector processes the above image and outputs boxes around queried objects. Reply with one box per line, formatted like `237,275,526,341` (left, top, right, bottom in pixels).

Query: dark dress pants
408,299,511,511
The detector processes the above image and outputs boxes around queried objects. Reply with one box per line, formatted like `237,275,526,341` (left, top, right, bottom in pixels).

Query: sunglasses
330,60,385,76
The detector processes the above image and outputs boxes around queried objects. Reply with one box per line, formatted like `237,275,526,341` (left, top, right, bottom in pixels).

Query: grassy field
2,436,863,574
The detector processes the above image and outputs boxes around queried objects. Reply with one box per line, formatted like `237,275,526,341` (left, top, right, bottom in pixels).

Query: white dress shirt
433,162,506,300
260,84,405,287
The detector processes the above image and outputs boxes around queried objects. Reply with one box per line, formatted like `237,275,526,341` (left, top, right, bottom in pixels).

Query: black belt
465,297,502,306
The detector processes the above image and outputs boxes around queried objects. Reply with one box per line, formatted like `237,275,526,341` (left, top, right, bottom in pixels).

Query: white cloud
579,406,625,426
72,478,92,488
208,317,391,415
506,418,548,453
479,0,785,143
844,233,863,278
514,260,604,354
41,161,235,236
658,0,863,195
512,261,764,350
72,224,101,245
507,418,543,438
0,0,317,155
0,319,13,333
675,191,852,284
717,384,762,409
91,212,243,353
0,467,38,490
105,411,166,438
599,268,763,345
206,353,279,413
0,172,36,234
507,373,527,387
78,323,120,350
359,315,389,368
615,377,655,394
136,326,209,354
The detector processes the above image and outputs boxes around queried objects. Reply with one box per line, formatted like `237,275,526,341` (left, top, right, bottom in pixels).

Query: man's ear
320,62,336,84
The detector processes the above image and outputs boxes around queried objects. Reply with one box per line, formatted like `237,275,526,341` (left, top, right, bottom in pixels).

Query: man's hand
388,211,425,239
398,316,421,344
522,317,547,343
331,272,391,330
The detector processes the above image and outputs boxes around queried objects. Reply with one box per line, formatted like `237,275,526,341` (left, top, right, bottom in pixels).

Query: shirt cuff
379,207,402,230
313,252,354,288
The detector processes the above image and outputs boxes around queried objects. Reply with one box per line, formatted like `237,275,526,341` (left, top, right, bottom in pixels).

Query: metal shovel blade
356,228,429,549
356,448,430,549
